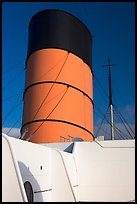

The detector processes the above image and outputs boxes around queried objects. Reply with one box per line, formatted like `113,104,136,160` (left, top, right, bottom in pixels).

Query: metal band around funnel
21,119,94,138
23,80,94,106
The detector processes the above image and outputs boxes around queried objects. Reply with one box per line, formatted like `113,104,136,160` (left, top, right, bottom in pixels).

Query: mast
103,58,116,140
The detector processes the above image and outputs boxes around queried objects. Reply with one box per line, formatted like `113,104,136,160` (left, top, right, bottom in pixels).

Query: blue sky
2,2,135,139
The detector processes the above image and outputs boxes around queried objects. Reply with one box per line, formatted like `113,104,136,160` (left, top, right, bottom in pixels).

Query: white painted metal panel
6,135,51,202
49,149,76,202
3,134,76,202
59,151,78,201
2,135,28,202
2,134,135,202
73,140,135,202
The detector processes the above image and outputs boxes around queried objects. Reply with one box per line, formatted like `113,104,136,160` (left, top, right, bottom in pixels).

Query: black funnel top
27,9,92,68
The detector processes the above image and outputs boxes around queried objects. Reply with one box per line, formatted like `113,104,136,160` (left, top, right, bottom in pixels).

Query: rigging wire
2,59,24,76
95,105,109,137
37,53,68,81
94,73,134,139
32,52,69,121
114,105,134,138
94,108,125,140
2,100,23,128
113,113,130,140
94,110,112,138
2,61,24,135
94,104,127,140
2,90,23,101
78,3,134,139
78,2,134,140
93,75,126,139
44,87,69,106
113,124,128,140
3,5,134,141
104,121,109,138
2,94,23,126
3,53,69,137
114,104,135,135
21,86,68,139
2,68,25,90
6,115,22,135
3,55,67,129
94,74,109,100
26,86,69,140
21,52,69,139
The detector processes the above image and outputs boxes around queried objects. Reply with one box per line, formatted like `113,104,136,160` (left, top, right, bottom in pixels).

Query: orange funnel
21,9,94,143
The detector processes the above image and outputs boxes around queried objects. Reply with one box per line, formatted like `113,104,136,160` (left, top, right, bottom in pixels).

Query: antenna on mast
103,58,116,140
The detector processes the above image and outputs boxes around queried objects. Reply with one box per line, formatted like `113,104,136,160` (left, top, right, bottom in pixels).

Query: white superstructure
2,133,135,202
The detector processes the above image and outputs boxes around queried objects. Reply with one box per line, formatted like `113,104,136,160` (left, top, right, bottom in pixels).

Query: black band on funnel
21,119,94,138
27,9,92,68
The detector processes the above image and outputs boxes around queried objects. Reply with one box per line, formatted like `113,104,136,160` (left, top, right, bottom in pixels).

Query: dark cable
37,53,68,81
22,52,69,140
2,60,24,76
3,69,25,90
114,105,135,136
94,108,125,140
2,91,23,101
95,105,109,137
94,75,109,99
6,116,22,135
2,95,23,126
94,104,128,140
27,86,69,140
32,52,69,121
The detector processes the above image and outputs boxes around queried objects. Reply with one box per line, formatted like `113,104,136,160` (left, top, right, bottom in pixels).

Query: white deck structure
2,133,135,202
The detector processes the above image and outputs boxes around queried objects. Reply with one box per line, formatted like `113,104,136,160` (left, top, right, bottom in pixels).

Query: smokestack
21,9,94,143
